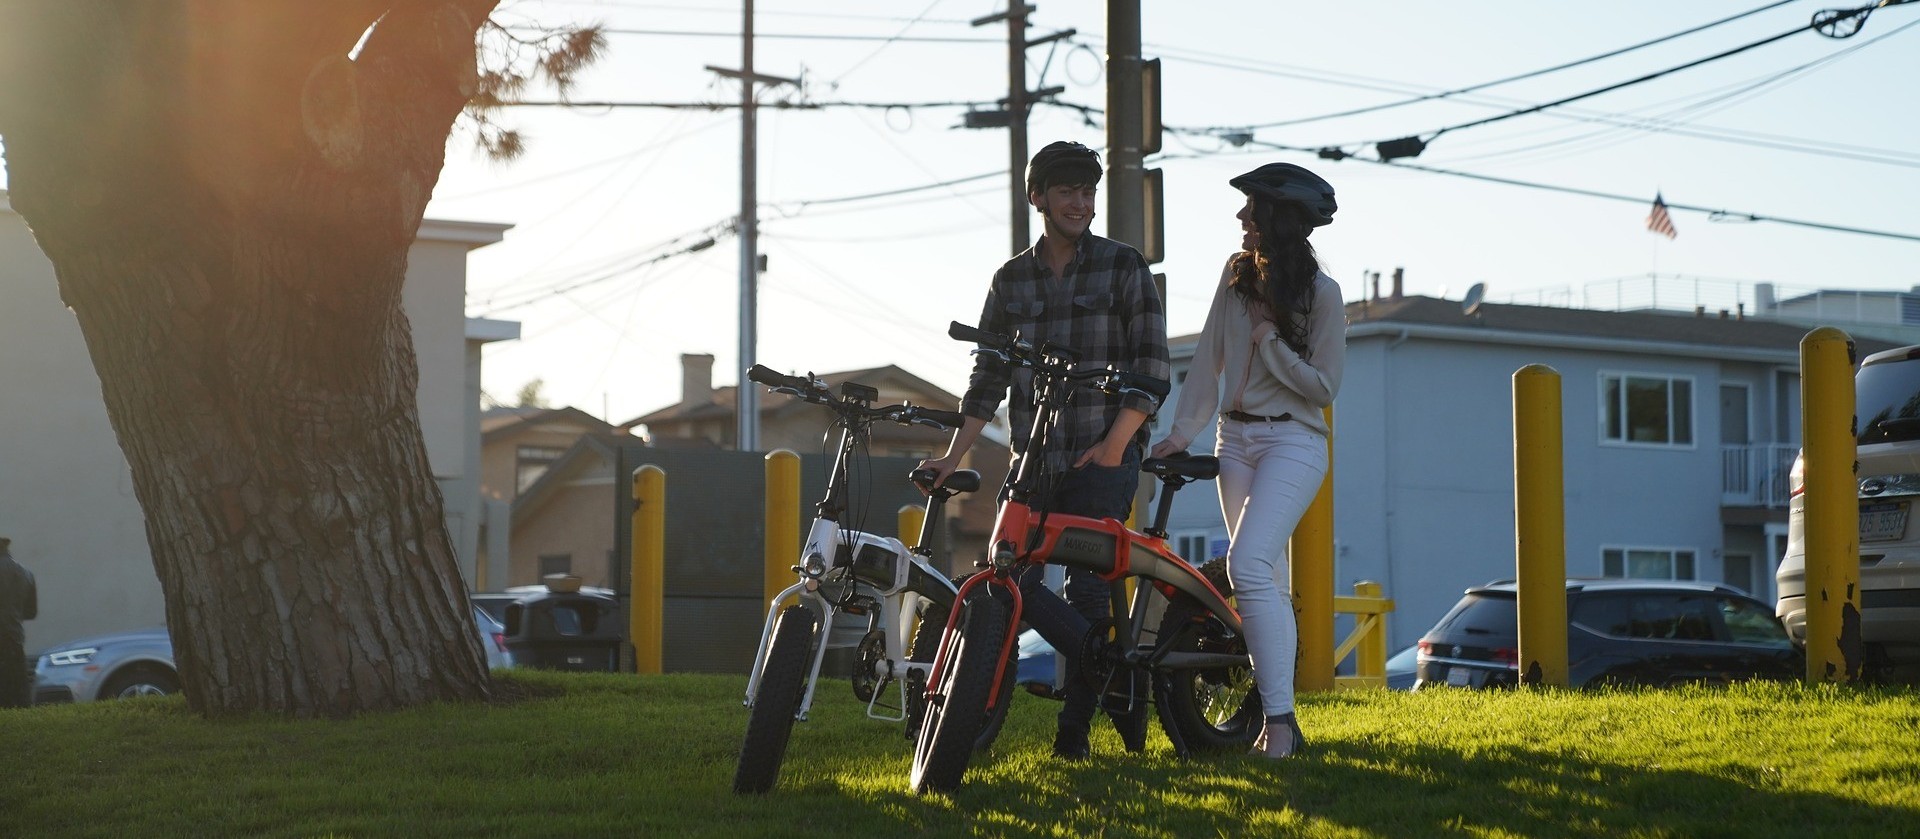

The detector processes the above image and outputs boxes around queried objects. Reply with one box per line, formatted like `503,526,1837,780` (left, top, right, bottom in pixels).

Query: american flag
1646,192,1677,240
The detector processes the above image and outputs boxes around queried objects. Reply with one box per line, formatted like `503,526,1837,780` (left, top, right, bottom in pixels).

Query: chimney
1369,271,1380,301
681,353,715,407
1755,282,1776,314
1391,267,1404,300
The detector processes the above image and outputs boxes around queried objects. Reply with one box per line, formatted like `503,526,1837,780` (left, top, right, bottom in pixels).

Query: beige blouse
1162,259,1346,449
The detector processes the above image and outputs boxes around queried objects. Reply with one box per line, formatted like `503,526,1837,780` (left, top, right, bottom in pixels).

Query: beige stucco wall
0,193,507,652
0,198,158,655
509,479,616,588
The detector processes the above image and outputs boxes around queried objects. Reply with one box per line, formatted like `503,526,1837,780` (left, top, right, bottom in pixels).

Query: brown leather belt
1224,409,1293,423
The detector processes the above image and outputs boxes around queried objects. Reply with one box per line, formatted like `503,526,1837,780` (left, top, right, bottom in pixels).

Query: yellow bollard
764,450,801,609
1801,327,1861,683
1354,581,1387,680
630,465,665,675
1513,365,1568,687
1292,406,1336,692
898,504,925,550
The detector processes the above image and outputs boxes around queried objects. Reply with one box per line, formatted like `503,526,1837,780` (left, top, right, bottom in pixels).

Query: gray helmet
1026,141,1103,195
1230,162,1336,227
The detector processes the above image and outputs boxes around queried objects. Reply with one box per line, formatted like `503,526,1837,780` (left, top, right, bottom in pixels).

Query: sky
430,0,1920,426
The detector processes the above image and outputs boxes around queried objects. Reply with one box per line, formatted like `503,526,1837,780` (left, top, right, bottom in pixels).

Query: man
0,537,37,708
919,140,1170,760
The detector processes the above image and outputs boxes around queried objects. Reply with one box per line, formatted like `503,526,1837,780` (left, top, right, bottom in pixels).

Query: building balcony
1722,443,1798,508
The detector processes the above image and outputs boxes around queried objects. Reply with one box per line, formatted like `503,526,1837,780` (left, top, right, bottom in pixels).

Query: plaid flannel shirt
960,233,1170,475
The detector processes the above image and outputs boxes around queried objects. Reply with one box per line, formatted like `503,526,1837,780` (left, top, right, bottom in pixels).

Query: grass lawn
4,671,1918,838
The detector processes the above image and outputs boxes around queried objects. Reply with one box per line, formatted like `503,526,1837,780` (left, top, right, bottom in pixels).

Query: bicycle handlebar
947,320,1170,404
746,364,820,397
912,407,967,429
752,362,967,431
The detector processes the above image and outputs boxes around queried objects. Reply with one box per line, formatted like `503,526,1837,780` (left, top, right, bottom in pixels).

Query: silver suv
32,604,513,704
1777,344,1920,679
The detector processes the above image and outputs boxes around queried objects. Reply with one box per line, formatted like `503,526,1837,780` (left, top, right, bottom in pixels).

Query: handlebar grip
746,364,811,393
948,321,1005,346
916,408,966,429
1114,371,1172,400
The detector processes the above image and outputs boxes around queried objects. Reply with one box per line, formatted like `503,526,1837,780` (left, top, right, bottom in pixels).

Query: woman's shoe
1251,712,1305,759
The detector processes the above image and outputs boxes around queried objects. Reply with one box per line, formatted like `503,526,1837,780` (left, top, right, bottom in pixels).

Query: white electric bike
732,363,1010,794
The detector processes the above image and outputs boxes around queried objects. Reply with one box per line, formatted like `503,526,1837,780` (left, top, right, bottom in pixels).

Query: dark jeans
0,639,27,708
1011,445,1141,731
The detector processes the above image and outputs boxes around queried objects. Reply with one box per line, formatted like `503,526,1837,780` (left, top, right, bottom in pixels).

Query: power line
829,0,952,85
566,27,997,43
529,2,977,26
1357,1,1907,157
1421,17,1920,169
1178,0,1801,133
495,98,999,109
1241,138,1920,244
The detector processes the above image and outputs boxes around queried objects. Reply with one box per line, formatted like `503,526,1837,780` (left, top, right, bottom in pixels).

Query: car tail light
491,632,508,653
1788,454,1806,499
1492,647,1519,668
1417,641,1433,656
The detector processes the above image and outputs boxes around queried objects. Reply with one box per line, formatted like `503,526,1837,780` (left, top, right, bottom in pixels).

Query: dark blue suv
1415,579,1802,690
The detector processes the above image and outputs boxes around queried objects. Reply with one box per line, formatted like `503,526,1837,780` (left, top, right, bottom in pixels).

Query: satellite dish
1462,282,1486,317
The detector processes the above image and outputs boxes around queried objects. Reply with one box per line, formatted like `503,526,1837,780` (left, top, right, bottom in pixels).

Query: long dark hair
1229,195,1320,357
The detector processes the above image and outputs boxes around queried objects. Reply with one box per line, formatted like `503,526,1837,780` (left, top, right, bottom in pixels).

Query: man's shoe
1051,724,1091,761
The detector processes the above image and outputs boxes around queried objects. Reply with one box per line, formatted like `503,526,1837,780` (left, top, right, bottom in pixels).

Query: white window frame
1600,545,1698,581
1598,371,1697,449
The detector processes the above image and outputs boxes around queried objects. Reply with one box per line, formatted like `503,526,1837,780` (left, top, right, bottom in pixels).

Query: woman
1149,162,1344,759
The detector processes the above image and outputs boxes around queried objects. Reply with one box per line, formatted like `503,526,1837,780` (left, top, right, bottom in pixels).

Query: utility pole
971,5,1071,257
1105,0,1143,252
708,0,796,452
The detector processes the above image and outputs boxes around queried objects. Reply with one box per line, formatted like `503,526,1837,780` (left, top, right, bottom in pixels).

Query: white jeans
1215,417,1328,717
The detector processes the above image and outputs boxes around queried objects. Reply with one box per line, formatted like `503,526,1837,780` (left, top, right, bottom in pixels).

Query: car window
1573,593,1718,641
1430,593,1516,638
1718,597,1792,647
1856,354,1920,444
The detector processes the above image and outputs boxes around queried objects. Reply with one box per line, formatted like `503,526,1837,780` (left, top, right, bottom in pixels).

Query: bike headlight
47,647,99,667
802,552,828,578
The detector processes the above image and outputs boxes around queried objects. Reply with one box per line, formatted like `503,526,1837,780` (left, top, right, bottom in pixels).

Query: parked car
1777,343,1920,680
1384,645,1418,691
471,582,616,626
1415,578,1801,690
32,604,512,704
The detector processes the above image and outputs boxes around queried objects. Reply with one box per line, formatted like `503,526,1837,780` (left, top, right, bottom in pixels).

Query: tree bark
0,1,504,716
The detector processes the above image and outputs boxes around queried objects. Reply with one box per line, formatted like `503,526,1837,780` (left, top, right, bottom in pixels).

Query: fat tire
732,604,819,794
909,587,1009,794
1154,558,1261,754
909,598,1016,754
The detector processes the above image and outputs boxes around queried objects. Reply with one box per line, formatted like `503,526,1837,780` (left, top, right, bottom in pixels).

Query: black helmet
1026,141,1103,195
1230,162,1336,227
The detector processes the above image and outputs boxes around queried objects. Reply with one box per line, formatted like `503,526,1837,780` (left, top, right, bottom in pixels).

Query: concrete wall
0,194,507,652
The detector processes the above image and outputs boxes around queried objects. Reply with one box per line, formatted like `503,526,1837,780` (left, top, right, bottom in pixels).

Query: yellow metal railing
1331,580,1395,690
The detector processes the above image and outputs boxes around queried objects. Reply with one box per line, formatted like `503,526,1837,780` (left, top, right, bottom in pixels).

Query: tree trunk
0,1,503,716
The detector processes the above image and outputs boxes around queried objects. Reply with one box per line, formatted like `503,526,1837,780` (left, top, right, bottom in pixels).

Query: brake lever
970,347,1014,365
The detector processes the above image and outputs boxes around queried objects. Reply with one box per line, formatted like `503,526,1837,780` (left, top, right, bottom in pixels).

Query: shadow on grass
922,717,1918,838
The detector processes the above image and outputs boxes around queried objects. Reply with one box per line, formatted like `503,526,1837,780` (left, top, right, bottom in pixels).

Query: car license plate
1445,666,1471,687
1861,501,1908,543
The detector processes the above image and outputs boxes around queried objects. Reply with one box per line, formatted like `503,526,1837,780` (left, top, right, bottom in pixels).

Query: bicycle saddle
910,468,981,494
1142,454,1219,481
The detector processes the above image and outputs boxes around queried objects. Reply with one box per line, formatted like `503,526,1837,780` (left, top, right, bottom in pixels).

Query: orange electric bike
909,322,1260,794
